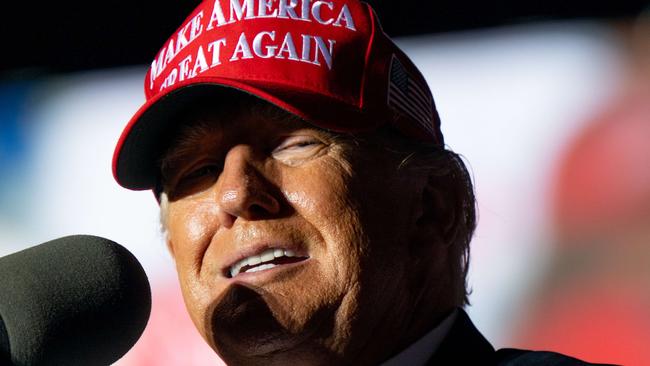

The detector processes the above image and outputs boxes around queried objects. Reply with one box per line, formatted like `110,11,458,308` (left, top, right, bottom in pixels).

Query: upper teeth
229,248,297,277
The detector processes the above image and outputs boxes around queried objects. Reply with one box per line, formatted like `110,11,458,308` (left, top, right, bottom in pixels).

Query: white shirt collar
380,309,458,366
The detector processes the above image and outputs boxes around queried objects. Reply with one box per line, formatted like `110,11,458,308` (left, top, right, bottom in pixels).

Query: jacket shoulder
495,348,619,366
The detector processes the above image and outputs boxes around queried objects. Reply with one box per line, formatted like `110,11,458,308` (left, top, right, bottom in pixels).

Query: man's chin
207,283,334,364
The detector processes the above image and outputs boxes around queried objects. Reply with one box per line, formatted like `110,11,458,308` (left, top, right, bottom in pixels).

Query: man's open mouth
227,248,309,278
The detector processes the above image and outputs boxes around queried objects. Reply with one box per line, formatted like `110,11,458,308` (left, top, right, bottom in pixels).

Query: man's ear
412,173,459,254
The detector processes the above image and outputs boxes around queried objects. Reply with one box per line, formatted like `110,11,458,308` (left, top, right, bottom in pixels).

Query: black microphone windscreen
0,235,151,366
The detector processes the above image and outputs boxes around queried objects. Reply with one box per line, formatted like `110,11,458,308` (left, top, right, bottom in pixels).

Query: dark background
1,0,648,78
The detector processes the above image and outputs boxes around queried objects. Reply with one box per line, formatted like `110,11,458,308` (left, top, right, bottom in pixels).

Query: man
112,0,611,364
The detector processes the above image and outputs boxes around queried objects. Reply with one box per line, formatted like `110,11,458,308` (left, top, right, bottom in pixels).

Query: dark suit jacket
426,310,617,365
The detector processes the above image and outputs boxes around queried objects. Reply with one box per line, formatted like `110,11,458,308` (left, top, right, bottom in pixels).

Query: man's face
162,102,426,365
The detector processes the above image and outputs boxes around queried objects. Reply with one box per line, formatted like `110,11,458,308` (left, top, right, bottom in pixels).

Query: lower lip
229,257,311,282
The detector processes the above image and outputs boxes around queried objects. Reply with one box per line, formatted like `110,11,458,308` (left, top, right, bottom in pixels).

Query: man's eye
174,165,221,191
165,164,221,199
273,136,321,152
183,165,220,180
291,141,318,148
272,136,326,166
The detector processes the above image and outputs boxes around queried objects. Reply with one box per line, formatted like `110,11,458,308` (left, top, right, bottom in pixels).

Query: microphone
0,235,151,366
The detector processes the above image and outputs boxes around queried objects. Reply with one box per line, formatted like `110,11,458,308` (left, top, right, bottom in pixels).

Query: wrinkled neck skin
347,267,455,366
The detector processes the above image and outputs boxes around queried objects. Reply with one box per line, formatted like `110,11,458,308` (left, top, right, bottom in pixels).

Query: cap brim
112,77,379,191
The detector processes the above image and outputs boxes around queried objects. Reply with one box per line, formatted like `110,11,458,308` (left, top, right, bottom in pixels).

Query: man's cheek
269,269,335,318
283,189,317,211
177,201,220,243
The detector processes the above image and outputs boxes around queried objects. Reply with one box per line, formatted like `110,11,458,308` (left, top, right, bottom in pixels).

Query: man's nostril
249,204,268,218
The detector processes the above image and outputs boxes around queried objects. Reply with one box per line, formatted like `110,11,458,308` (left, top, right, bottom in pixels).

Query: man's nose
215,144,281,228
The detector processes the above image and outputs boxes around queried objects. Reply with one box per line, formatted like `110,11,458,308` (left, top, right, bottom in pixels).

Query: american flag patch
387,55,435,136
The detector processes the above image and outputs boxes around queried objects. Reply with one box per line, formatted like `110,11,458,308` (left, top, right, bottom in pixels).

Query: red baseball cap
113,0,443,191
